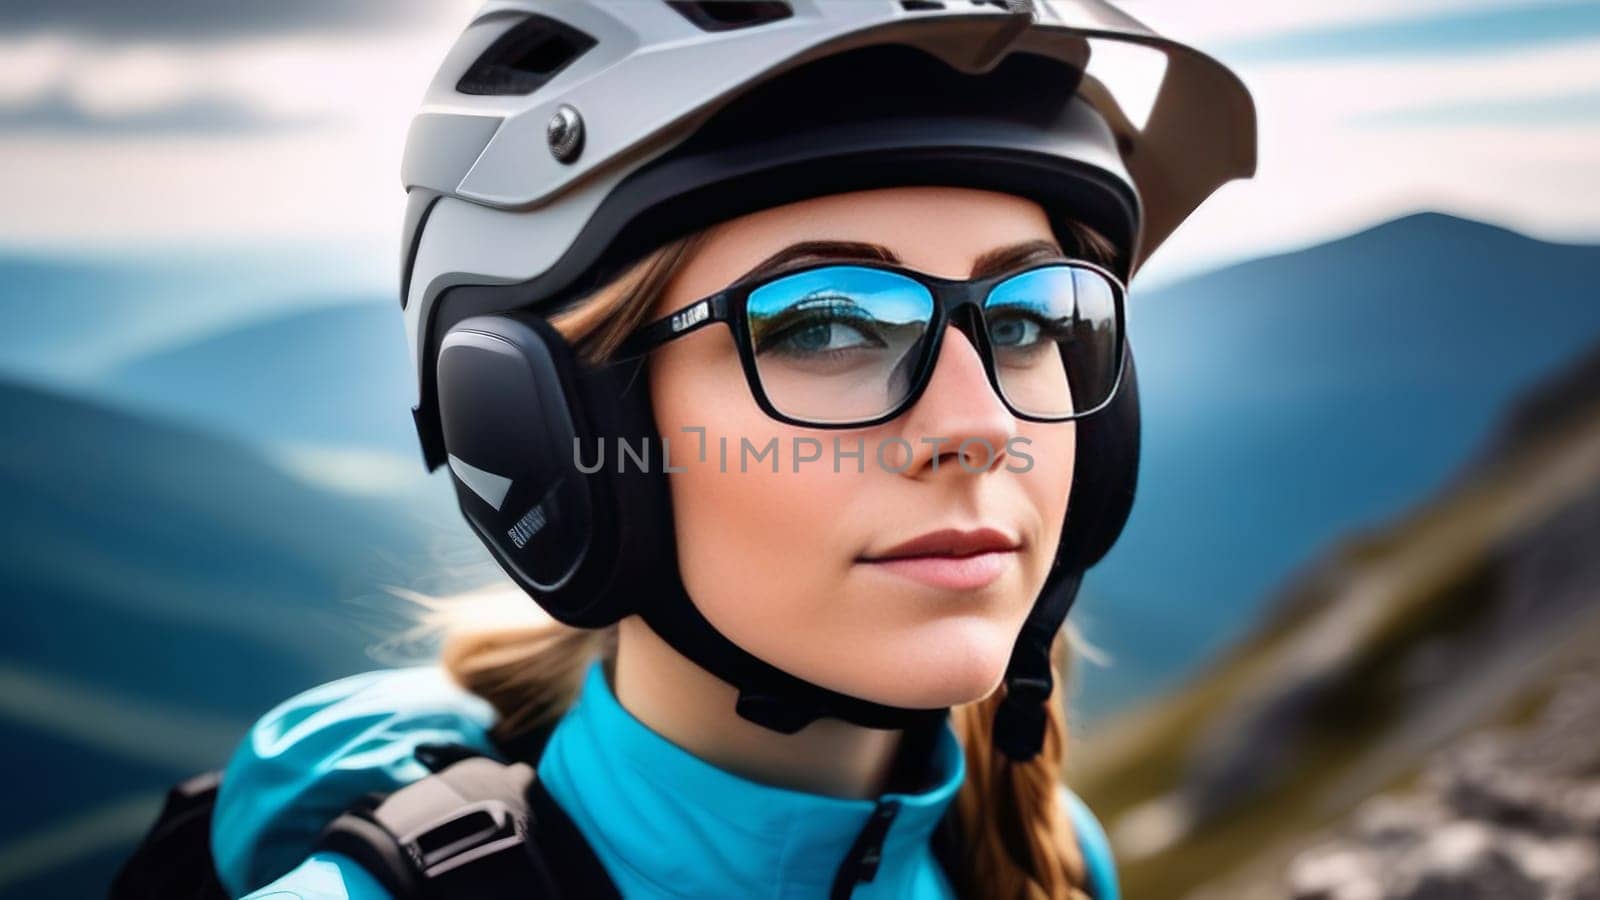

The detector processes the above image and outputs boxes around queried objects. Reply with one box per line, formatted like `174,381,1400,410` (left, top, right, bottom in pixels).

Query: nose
893,322,1017,476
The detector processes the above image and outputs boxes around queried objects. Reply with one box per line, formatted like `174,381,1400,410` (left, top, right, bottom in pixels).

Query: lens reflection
983,265,1120,418
743,263,1119,424
747,265,934,424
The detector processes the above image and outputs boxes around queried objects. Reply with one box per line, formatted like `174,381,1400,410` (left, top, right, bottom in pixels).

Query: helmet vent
457,14,597,96
664,1,793,32
901,1,946,9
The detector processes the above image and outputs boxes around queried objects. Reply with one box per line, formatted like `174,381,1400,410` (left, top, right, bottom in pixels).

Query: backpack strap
313,746,621,900
110,770,230,900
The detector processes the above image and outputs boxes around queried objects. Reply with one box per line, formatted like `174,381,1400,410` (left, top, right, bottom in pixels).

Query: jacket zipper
830,797,902,899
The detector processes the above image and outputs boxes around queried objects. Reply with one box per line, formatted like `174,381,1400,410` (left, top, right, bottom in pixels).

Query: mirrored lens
983,265,1121,418
745,265,934,424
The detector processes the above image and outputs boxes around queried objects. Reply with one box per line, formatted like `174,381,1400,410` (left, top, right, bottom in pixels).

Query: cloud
1217,0,1600,61
1135,37,1600,286
0,0,1596,288
0,26,455,243
0,0,459,41
0,90,317,135
1123,0,1529,44
0,31,440,136
1357,87,1600,127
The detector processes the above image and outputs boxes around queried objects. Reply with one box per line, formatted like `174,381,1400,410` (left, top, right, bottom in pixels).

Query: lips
859,527,1022,592
862,527,1022,562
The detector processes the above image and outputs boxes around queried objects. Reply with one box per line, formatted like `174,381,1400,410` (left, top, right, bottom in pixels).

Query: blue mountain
100,300,418,452
1075,213,1600,719
0,375,492,897
0,247,386,385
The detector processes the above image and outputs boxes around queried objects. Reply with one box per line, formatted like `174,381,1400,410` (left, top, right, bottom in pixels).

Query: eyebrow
736,238,1066,284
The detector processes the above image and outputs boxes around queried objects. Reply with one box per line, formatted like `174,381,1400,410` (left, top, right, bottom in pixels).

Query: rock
1282,655,1600,899
1394,822,1541,900
1289,845,1385,900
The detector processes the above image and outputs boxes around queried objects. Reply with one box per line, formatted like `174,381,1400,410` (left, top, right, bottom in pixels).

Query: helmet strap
993,568,1084,762
635,571,949,735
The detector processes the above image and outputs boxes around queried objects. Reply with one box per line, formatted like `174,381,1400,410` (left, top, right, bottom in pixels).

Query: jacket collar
535,657,966,898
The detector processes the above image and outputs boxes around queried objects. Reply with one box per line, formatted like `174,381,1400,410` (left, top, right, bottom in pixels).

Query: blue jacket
211,657,1119,899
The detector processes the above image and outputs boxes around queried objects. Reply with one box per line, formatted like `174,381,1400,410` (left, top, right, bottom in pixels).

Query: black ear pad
1056,340,1141,573
434,311,675,628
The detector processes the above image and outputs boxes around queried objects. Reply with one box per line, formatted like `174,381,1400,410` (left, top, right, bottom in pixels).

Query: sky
0,0,1596,287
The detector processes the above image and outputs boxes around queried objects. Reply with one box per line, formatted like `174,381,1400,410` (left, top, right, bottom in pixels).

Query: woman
208,2,1255,898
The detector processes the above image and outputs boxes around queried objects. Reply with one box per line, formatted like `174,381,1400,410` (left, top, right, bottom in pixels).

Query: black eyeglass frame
611,257,1129,429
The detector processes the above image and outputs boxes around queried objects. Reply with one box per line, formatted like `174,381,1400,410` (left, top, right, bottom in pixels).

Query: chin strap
993,568,1085,762
637,572,949,735
635,557,1086,764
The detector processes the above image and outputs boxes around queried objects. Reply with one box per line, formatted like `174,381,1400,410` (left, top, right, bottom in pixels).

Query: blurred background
2,1,1598,898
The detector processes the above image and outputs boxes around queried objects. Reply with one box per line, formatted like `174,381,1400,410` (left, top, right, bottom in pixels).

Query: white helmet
401,0,1256,468
399,0,1256,762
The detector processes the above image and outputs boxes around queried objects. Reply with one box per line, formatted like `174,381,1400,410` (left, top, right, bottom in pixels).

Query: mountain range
2,212,1599,896
1076,212,1600,718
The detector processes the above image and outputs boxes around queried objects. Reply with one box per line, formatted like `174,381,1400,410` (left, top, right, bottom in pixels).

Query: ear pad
434,311,675,628
1054,340,1141,573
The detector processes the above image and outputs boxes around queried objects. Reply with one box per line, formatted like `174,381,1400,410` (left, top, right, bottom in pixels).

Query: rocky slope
1288,641,1600,899
1071,338,1600,898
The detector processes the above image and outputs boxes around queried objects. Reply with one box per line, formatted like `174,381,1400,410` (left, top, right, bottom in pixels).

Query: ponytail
949,630,1089,899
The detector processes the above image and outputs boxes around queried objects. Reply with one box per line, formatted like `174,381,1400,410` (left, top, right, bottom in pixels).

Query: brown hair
438,217,1114,899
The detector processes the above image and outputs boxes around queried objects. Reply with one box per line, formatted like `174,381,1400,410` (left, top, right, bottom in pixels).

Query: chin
849,620,1018,709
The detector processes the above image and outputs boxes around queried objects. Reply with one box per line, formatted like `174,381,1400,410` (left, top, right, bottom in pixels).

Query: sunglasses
613,257,1128,428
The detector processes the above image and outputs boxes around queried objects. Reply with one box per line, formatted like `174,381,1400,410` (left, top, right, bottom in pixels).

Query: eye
754,296,886,357
985,307,1062,350
772,320,875,354
987,313,1046,349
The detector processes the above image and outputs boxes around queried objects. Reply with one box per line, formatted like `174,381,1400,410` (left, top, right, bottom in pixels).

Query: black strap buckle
399,800,530,882
1005,675,1052,705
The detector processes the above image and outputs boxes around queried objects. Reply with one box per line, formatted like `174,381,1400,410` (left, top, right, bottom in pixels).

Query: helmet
400,0,1256,761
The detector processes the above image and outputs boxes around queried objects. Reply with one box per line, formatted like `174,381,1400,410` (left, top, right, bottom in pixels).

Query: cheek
650,349,855,648
646,348,1080,709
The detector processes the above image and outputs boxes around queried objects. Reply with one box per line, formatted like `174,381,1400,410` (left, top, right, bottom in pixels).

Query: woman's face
646,186,1077,709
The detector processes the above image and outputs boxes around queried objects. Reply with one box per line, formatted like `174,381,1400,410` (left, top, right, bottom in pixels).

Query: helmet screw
546,104,584,164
